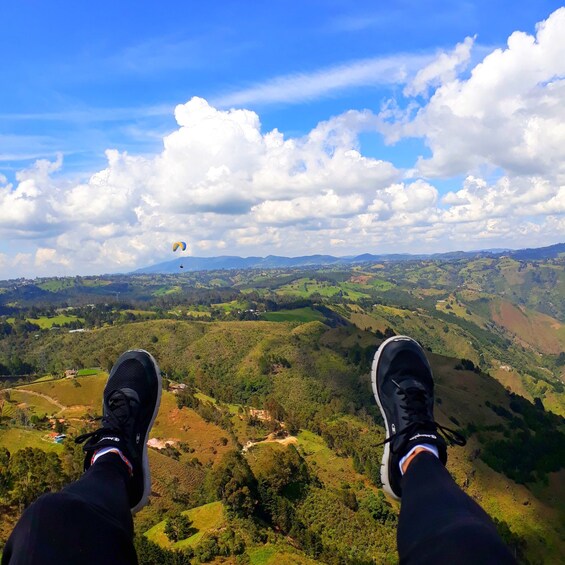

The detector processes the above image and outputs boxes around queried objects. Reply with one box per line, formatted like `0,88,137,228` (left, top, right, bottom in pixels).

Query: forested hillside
0,253,564,563
1,319,564,563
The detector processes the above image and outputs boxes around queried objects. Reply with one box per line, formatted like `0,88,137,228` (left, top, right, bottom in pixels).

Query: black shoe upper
373,336,465,499
76,350,161,511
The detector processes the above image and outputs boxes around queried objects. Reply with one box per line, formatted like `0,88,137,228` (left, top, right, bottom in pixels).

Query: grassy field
296,430,366,488
23,374,106,412
491,299,565,354
145,500,319,562
9,390,62,417
0,428,63,453
31,374,57,383
276,278,372,301
81,278,112,287
37,280,75,291
123,309,158,316
136,449,207,525
247,545,320,565
151,391,232,465
186,310,212,318
211,300,249,313
261,307,327,323
76,368,101,376
27,315,84,329
154,285,182,296
297,428,387,495
144,501,225,549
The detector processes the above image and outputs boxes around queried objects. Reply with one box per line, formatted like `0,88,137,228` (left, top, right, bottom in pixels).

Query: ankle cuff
399,443,439,475
92,447,133,476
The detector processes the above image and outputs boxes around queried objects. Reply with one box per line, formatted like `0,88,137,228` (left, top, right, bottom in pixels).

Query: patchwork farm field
1,251,564,563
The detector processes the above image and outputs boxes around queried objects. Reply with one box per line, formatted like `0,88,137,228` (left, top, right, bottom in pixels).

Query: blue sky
1,1,564,277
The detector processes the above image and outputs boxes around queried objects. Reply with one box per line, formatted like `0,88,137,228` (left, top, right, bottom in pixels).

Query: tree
259,445,310,494
61,438,85,482
264,395,285,422
0,447,11,497
164,513,193,542
212,450,257,517
8,447,65,508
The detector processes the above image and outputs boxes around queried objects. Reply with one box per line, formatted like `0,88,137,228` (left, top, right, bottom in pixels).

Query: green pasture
24,374,106,410
144,501,225,549
37,279,75,291
212,300,249,313
123,309,157,316
8,390,61,418
275,278,373,300
77,368,101,377
261,307,326,323
248,546,319,565
29,315,84,329
0,428,63,454
154,286,182,296
33,374,57,383
185,310,212,318
6,315,83,329
81,278,112,287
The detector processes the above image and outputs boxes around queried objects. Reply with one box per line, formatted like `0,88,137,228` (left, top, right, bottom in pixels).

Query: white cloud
440,175,565,224
2,9,565,278
391,8,565,178
215,53,432,107
35,248,70,268
404,37,475,97
0,105,173,124
252,192,365,225
196,240,226,251
1,85,563,279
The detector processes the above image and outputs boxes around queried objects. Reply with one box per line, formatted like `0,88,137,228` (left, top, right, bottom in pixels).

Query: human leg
2,349,162,565
2,454,136,565
371,336,516,564
397,451,516,564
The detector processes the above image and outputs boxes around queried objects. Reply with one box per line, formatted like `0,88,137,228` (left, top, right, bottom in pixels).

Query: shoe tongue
109,387,139,403
107,388,139,420
397,378,426,393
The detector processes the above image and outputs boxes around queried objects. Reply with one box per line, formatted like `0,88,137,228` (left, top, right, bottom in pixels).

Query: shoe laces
379,383,466,454
75,390,137,449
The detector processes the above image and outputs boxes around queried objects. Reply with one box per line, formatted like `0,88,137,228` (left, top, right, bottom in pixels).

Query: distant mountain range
134,242,565,274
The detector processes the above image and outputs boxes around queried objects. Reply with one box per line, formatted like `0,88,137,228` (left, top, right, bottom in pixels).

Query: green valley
0,252,564,563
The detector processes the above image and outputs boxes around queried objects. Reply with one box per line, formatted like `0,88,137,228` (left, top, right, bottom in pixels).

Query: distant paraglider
172,241,188,270
172,241,187,252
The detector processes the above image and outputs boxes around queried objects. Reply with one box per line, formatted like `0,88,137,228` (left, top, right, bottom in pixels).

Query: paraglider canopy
172,241,187,252
172,241,188,270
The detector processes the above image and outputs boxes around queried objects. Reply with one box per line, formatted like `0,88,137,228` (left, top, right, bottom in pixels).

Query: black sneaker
371,336,465,500
76,350,162,513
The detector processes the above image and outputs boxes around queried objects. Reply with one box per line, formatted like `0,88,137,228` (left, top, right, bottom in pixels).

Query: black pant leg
2,453,137,565
397,451,517,565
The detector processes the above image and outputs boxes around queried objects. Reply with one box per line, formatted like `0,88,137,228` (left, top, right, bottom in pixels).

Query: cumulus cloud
35,248,70,268
252,191,365,225
1,9,565,277
392,8,565,178
0,97,399,276
404,36,475,98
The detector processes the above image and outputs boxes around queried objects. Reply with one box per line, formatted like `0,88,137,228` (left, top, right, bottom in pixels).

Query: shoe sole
129,349,162,514
371,335,417,501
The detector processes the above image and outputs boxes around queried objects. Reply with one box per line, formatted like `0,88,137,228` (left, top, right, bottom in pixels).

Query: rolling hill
132,243,565,274
1,318,563,563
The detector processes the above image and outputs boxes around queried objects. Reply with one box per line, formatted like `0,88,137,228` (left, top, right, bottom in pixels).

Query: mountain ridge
134,242,565,274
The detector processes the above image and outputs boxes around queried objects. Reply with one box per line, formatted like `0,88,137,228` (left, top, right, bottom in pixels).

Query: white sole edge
129,349,162,514
371,335,416,501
